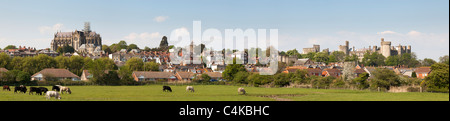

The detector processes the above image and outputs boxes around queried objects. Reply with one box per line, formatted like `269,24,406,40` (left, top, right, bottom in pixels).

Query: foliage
439,55,449,65
222,58,246,81
3,45,17,50
0,52,10,68
424,63,449,92
361,51,385,66
125,57,144,71
232,71,249,84
352,72,370,89
369,68,400,90
143,61,160,71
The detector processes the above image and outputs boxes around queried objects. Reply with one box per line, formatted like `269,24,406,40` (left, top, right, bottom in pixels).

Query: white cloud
377,30,397,35
154,16,169,22
407,30,421,36
39,23,64,34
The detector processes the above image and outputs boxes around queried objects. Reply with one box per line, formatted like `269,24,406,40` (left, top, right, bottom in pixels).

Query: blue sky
0,0,448,60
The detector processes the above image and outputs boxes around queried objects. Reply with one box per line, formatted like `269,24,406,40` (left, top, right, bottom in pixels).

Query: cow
59,86,71,94
163,86,172,92
3,85,11,91
45,91,61,100
39,87,49,94
52,85,61,91
238,87,246,95
186,86,194,92
14,85,27,94
29,87,43,95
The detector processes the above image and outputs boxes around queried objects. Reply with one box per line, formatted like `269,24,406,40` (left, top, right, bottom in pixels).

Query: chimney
381,38,384,42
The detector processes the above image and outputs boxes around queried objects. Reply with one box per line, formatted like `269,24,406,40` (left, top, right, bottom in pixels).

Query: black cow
163,86,172,92
39,87,49,94
14,86,27,94
29,87,43,95
52,85,60,91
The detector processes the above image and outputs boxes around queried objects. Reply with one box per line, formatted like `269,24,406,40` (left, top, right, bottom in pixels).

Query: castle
50,22,102,53
339,38,411,60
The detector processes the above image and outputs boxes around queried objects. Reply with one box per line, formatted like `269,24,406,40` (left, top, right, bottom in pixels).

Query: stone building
302,44,320,54
50,22,102,53
340,38,411,60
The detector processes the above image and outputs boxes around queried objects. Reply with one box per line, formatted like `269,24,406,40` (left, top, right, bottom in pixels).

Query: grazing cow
29,87,43,95
238,87,246,95
59,86,71,94
14,86,27,94
186,86,195,92
163,86,172,92
3,85,11,91
39,87,49,94
45,91,61,100
52,85,61,91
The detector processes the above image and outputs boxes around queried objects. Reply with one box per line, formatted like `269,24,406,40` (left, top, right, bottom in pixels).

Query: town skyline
0,0,448,61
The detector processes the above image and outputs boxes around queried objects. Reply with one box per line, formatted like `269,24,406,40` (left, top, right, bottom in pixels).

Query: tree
439,55,449,65
0,52,11,68
125,57,144,71
424,63,449,92
86,59,108,85
286,49,302,58
69,55,86,76
8,56,23,70
361,52,385,66
399,53,420,67
352,72,370,89
330,51,346,62
273,73,291,87
369,68,400,90
313,52,329,64
34,54,57,72
222,58,246,81
385,55,400,66
233,71,249,84
420,58,437,66
102,45,112,54
55,56,70,69
3,45,17,50
127,44,139,51
143,61,160,71
159,36,169,50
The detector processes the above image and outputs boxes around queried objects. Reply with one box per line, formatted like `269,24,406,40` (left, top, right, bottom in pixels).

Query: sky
0,0,448,61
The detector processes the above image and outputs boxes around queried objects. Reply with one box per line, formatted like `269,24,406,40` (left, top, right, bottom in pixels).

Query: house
293,58,314,66
175,72,196,81
282,66,308,73
132,71,177,82
414,67,431,79
306,68,322,77
202,72,223,81
31,68,80,81
322,68,342,78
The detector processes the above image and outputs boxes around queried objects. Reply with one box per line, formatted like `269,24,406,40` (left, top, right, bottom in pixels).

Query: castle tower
313,45,320,53
397,44,403,55
380,38,391,57
407,45,411,53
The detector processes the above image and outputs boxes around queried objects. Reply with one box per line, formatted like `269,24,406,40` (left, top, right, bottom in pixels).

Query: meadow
1,85,448,101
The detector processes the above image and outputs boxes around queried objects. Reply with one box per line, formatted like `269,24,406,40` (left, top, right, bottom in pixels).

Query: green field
1,85,448,101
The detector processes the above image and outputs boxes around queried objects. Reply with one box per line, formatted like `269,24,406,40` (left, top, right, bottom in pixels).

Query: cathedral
50,22,102,53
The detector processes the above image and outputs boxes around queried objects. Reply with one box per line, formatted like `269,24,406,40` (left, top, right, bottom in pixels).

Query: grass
0,85,448,101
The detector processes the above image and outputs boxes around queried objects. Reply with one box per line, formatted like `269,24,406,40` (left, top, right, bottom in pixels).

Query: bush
407,87,421,92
